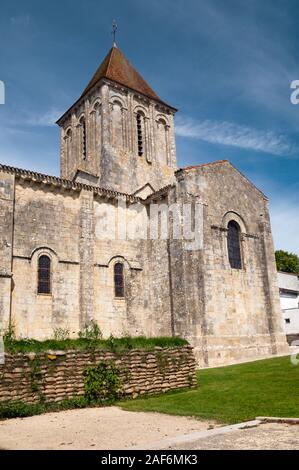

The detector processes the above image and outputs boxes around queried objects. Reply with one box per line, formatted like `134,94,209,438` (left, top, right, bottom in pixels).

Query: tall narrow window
136,113,143,156
157,118,168,165
227,221,242,269
80,117,87,160
65,129,72,166
114,263,124,298
111,101,123,149
38,255,51,294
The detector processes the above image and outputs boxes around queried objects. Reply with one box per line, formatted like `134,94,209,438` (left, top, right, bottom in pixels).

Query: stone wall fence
0,345,197,405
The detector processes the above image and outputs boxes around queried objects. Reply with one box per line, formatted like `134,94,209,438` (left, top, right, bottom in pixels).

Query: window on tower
136,113,143,156
80,116,87,160
65,128,72,168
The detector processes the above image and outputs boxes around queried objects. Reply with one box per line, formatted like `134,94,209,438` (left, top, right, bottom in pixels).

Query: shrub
53,327,70,341
84,361,121,404
2,323,16,343
0,401,45,419
78,320,102,341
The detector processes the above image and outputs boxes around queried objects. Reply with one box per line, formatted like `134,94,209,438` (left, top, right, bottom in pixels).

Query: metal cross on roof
112,20,118,46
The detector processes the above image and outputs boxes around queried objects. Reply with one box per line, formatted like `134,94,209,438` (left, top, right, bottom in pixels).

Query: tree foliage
275,250,299,274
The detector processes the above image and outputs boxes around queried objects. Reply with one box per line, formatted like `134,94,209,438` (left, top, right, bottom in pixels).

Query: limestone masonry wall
0,346,196,404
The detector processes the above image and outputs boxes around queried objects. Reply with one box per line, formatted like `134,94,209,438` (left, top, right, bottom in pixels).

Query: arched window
136,112,144,156
114,263,124,298
65,128,72,164
80,116,87,160
157,118,168,165
227,221,242,269
38,255,51,294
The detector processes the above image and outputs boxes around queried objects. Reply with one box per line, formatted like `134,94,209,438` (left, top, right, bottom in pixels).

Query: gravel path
0,406,214,450
1,407,297,450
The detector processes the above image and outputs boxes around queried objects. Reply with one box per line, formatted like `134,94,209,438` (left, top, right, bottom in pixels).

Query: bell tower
57,43,177,195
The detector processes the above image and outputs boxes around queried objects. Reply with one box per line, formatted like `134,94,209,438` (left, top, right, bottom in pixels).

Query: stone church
0,43,288,366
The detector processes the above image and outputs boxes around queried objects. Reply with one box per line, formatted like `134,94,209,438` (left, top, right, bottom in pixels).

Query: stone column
0,171,15,332
60,128,65,178
101,84,111,149
79,189,94,328
260,200,289,355
167,179,209,367
145,116,152,163
168,113,177,169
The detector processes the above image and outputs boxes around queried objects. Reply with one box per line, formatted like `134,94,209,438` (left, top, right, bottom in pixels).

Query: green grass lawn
118,356,299,424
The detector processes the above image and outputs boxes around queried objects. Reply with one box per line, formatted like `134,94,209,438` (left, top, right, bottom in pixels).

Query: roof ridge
176,160,229,172
106,46,116,77
57,46,177,124
145,184,174,201
0,163,142,202
175,160,267,199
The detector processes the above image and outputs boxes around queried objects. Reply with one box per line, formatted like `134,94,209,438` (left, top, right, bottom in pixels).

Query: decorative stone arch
110,95,126,110
155,114,170,166
30,246,58,262
76,111,86,125
222,211,247,234
222,212,247,270
90,98,102,113
107,256,130,300
63,126,73,176
64,125,73,136
155,113,169,126
110,97,127,150
133,105,150,161
107,255,132,270
89,100,102,161
75,112,87,161
133,104,149,118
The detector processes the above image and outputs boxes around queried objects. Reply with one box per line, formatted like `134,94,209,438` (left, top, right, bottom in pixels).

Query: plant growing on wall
83,361,121,404
2,323,16,344
53,327,70,341
78,320,103,341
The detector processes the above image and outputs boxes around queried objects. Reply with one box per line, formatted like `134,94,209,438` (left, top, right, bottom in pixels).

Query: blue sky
0,0,298,253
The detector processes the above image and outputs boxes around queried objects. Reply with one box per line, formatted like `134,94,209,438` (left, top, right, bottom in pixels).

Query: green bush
0,401,45,419
0,397,93,419
84,361,121,404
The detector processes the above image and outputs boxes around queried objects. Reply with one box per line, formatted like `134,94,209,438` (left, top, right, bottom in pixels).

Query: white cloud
25,108,63,127
175,116,297,157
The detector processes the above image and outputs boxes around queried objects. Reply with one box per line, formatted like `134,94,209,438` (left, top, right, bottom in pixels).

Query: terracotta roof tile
0,163,141,202
57,45,176,124
176,160,229,172
82,45,167,105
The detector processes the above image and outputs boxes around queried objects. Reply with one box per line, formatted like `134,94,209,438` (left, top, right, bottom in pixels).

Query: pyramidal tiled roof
57,44,176,124
82,45,164,104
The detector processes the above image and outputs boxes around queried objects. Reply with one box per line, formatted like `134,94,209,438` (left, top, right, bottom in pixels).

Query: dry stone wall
0,346,196,404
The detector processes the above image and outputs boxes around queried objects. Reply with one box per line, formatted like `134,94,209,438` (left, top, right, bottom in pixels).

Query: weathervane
112,20,118,46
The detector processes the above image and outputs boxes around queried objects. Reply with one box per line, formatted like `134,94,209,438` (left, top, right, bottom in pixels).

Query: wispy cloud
23,108,63,127
175,116,297,157
10,14,31,27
